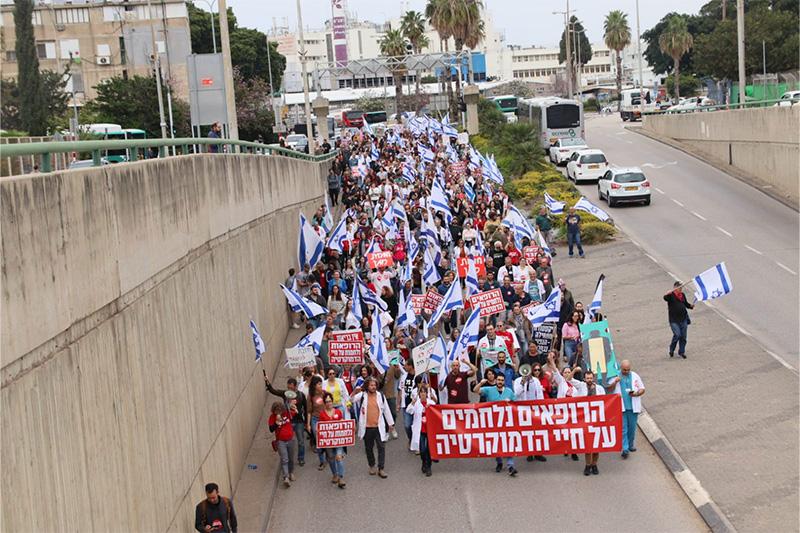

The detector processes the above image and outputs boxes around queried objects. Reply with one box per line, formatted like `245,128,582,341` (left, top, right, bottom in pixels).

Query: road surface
576,114,799,368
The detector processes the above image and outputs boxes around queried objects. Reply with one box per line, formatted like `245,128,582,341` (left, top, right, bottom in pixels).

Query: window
5,51,16,62
54,8,89,25
119,37,127,64
36,41,57,59
32,11,42,25
60,39,80,60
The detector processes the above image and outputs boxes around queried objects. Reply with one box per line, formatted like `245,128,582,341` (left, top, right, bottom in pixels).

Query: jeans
669,319,688,355
329,188,339,206
386,398,397,427
325,447,345,478
310,417,326,466
420,433,432,471
567,231,584,256
277,439,296,477
564,339,578,364
495,456,515,469
292,421,306,462
363,427,386,469
622,411,639,453
403,410,414,442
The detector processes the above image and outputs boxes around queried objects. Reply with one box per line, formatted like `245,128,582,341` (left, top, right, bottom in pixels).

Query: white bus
517,97,585,149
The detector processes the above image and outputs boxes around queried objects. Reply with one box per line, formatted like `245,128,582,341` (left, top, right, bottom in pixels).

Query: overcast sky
229,0,709,48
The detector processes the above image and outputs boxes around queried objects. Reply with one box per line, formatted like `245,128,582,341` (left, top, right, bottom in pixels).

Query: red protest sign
427,395,622,459
411,295,426,316
468,288,505,317
456,255,487,278
316,419,356,448
329,330,364,366
423,288,444,314
523,246,540,264
367,251,394,269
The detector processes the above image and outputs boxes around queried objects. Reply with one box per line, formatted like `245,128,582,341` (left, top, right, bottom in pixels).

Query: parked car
549,137,589,166
566,149,609,184
667,97,716,112
284,134,309,152
775,91,800,107
597,166,651,207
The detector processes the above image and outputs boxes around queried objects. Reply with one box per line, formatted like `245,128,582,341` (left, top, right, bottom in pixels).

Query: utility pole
636,0,644,116
146,0,168,139
219,0,239,142
553,1,572,99
736,0,746,106
296,0,315,153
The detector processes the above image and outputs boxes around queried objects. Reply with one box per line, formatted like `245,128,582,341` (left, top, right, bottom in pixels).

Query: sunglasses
532,368,541,372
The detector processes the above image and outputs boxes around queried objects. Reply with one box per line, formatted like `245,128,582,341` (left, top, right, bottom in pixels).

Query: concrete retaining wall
1,154,328,531
643,106,800,205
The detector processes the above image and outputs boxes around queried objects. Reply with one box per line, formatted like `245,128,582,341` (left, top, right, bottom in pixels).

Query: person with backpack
194,483,237,533
351,377,395,478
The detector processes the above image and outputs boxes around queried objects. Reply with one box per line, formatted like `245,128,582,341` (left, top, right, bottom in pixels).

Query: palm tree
380,28,407,114
425,0,454,112
401,10,430,110
658,15,693,100
604,10,631,111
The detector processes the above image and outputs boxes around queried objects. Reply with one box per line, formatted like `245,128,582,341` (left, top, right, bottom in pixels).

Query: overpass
1,147,333,531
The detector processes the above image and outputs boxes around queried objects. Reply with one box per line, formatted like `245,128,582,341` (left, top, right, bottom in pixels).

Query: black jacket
195,497,237,533
664,291,693,323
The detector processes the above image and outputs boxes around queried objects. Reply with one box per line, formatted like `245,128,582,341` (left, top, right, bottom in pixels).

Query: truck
619,88,657,121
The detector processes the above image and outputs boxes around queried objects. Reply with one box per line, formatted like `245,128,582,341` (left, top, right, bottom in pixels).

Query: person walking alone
664,281,694,358
194,483,237,533
327,169,342,207
565,207,584,258
268,402,296,487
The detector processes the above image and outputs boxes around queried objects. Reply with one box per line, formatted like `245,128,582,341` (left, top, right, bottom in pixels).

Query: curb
638,411,737,533
625,125,798,212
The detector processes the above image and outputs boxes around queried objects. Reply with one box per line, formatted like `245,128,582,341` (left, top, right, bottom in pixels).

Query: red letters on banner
468,288,505,317
423,288,444,314
456,256,487,278
523,246,540,264
316,419,356,448
329,330,364,365
426,395,622,459
367,251,394,269
411,295,426,316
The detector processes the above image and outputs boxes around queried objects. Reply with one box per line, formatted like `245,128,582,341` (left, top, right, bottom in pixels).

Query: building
0,0,192,107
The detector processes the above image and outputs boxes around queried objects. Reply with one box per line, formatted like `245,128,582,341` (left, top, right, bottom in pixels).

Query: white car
775,91,800,107
549,137,589,166
566,149,608,184
668,97,716,112
597,167,651,207
284,134,308,151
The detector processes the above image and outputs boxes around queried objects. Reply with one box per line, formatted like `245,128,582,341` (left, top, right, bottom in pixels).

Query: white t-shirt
369,270,395,294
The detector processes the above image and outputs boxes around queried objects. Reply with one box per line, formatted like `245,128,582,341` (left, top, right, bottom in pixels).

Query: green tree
666,73,701,97
604,10,631,110
559,16,593,92
450,0,484,118
477,97,506,141
659,15,694,99
13,0,45,135
233,68,275,142
426,0,456,117
1,70,70,133
379,29,408,114
495,122,543,176
401,10,429,108
355,94,386,113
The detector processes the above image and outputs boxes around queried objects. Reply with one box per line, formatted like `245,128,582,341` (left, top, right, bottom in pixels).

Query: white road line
744,245,763,256
715,226,733,237
672,198,684,207
645,253,660,264
775,261,798,275
726,318,751,336
654,187,665,194
766,350,798,372
630,240,641,248
691,211,707,221
665,271,680,281
703,301,714,308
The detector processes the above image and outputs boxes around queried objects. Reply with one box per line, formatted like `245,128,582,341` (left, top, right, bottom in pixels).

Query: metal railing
643,98,794,116
0,137,338,175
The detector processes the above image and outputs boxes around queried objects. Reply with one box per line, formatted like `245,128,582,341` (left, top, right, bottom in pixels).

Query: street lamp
552,2,574,99
296,0,315,154
196,0,218,54
635,0,643,115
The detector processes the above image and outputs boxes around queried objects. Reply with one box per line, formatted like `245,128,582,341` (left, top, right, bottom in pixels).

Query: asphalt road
573,114,799,367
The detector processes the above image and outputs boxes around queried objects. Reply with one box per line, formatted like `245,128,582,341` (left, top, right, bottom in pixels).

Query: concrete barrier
0,154,328,531
643,106,799,206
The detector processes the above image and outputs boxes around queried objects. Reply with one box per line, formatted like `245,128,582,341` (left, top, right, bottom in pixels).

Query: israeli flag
359,281,389,312
486,154,504,184
544,191,565,215
369,312,390,374
429,281,463,327
429,333,448,372
402,164,416,183
482,182,493,202
420,213,439,245
370,143,380,161
693,262,732,301
250,320,266,361
468,146,482,171
586,274,605,323
381,208,396,233
420,144,436,164
362,120,374,136
464,182,476,203
280,284,328,319
392,200,408,222
323,196,334,232
396,289,417,329
365,237,381,255
350,276,364,321
294,323,326,354
400,260,413,285
407,233,420,263
465,257,481,297
472,227,485,257
446,306,482,367
430,179,453,223
501,206,534,244
526,286,562,326
423,246,442,286
298,213,324,269
326,215,349,253
574,196,611,222
535,228,552,257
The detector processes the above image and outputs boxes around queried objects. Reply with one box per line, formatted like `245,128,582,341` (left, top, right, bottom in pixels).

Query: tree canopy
559,16,593,66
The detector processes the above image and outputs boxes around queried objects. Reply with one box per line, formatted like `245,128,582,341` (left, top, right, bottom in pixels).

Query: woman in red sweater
319,392,347,489
268,402,296,488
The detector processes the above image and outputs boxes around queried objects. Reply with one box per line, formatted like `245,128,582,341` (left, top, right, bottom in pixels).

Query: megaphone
284,390,297,400
519,364,532,377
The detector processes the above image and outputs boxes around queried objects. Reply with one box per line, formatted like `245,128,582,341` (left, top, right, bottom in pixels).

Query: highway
574,114,799,368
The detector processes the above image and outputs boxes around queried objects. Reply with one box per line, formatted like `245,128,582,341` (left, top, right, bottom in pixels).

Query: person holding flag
663,281,695,358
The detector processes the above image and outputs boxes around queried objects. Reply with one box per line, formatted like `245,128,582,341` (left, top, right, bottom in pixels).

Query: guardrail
643,98,793,116
0,137,338,175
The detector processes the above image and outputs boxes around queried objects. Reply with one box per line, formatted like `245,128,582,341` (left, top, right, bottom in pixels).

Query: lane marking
744,245,763,256
766,350,798,372
671,198,684,207
645,253,660,264
691,211,707,221
775,261,798,275
630,240,642,248
726,318,751,336
615,131,630,135
641,161,678,169
715,226,732,237
654,187,665,195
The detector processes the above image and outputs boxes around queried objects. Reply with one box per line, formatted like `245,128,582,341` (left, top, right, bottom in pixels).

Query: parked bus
341,109,365,128
517,97,585,149
491,95,518,123
103,128,147,163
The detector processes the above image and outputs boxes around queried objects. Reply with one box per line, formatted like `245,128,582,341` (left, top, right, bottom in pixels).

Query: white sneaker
291,324,300,329
283,477,291,487
391,429,398,439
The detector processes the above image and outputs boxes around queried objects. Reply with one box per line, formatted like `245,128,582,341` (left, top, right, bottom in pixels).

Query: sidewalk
554,237,799,532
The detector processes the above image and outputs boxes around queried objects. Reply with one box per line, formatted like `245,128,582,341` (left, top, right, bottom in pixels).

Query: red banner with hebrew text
427,395,622,459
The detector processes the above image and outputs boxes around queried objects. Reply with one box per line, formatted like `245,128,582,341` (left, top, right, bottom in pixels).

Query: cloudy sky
229,0,709,47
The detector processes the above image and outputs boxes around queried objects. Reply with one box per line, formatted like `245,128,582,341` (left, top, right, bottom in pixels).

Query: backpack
201,497,232,529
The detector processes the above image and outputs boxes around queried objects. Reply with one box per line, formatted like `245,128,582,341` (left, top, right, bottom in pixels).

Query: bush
477,98,506,142
583,97,599,112
581,221,617,243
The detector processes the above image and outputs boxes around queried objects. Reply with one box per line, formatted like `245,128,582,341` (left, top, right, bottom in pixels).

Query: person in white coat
606,359,645,459
406,385,437,476
513,371,544,401
351,377,395,478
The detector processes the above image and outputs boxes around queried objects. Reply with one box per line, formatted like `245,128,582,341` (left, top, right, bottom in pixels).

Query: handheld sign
412,338,437,374
411,295,426,316
329,330,365,366
532,322,556,356
285,346,316,368
423,288,444,314
316,419,356,448
457,255,487,278
367,251,394,269
468,288,505,317
523,245,540,264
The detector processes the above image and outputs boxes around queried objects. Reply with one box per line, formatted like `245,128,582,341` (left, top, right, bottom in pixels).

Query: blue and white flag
585,274,605,323
420,212,439,245
350,276,364,321
369,312,390,374
326,215,349,253
294,323,326,354
250,320,266,361
473,227,485,257
429,333,448,372
430,179,453,223
280,284,328,318
298,213,324,269
482,182,493,202
544,191,565,215
362,120,374,136
464,182,476,203
402,164,416,183
468,146,482,171
693,262,732,301
446,306,482,368
429,281,463,327
423,246,441,286
396,289,417,329
419,144,436,164
323,196,334,232
359,280,389,312
535,229,552,257
400,259,413,285
574,196,611,222
370,143,380,161
464,257,481,297
526,286,562,326
365,236,381,255
485,154,504,184
407,231,420,263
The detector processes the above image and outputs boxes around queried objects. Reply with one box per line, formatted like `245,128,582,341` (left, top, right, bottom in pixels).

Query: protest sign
412,338,437,374
411,295,426,316
457,255,487,278
423,288,444,314
367,251,394,269
316,419,356,448
523,246,540,264
427,395,622,459
285,346,316,368
468,288,505,317
579,320,619,381
532,322,556,355
329,330,365,366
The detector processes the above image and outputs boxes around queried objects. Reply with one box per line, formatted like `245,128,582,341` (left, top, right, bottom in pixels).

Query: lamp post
146,0,168,140
219,0,239,142
636,0,643,115
736,0,746,106
197,0,217,54
552,1,573,99
296,0,315,154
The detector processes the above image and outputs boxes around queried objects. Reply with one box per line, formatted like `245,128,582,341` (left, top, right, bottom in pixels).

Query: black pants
420,433,432,471
363,427,385,469
329,189,339,206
